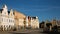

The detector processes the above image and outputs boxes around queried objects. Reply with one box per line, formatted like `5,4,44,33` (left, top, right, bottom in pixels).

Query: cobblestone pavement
0,29,60,34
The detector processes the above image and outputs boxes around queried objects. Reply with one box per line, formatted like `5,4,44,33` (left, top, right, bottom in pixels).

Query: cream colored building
25,16,39,29
0,5,15,31
31,16,39,28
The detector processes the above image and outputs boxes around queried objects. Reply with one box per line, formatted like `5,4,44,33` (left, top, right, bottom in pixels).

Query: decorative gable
2,4,8,16
9,9,14,17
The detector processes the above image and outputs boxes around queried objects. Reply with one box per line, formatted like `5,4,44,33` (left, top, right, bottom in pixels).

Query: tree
39,21,45,28
46,23,52,27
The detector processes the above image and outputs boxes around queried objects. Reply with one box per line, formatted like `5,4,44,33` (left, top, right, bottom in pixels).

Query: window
11,20,12,22
9,19,10,22
9,19,13,23
2,18,3,22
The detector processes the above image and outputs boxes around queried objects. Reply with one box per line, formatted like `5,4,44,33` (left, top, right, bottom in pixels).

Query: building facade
26,16,39,29
31,16,39,28
13,10,26,30
0,5,39,31
0,5,15,31
51,19,57,27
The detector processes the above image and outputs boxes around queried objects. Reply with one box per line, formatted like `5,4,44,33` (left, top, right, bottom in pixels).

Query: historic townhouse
13,10,26,30
26,16,39,29
31,16,39,28
0,5,15,31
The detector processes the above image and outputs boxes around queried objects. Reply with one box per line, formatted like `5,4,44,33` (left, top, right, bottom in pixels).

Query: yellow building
13,10,26,29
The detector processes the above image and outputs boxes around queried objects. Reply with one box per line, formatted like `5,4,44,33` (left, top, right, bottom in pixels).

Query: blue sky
0,0,60,22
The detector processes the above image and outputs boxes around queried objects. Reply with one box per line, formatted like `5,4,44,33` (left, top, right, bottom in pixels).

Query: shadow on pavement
40,32,60,34
9,32,28,34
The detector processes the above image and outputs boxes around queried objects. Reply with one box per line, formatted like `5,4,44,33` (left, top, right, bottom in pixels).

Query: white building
31,16,39,28
25,16,39,29
0,5,15,31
